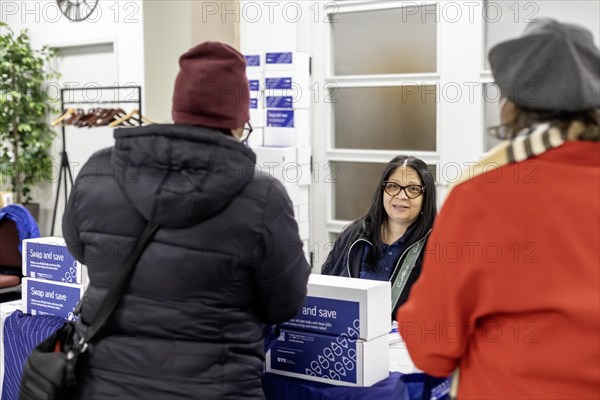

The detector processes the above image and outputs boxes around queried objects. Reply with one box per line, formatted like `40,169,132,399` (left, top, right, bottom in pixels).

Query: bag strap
80,222,160,348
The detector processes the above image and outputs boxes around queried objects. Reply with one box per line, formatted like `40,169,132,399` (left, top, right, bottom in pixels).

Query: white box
247,128,263,148
249,99,264,127
298,221,309,240
265,52,310,71
297,203,309,222
23,237,88,285
23,278,85,320
252,146,296,166
264,70,310,93
286,185,309,206
282,274,391,341
265,90,310,110
297,147,311,166
264,165,310,187
266,329,389,387
264,109,310,147
244,54,263,70
247,72,263,97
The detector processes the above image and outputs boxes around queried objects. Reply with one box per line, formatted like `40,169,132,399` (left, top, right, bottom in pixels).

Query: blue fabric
0,205,40,254
1,311,64,400
262,372,410,400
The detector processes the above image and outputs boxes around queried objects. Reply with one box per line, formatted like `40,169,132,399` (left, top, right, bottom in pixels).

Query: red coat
397,141,600,398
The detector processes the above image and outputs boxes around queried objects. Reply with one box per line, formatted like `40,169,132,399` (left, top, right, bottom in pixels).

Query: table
1,309,449,400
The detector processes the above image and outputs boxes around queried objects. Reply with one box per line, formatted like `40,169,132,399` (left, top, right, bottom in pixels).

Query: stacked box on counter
264,52,310,148
22,237,87,320
245,54,265,147
266,274,391,386
252,146,311,252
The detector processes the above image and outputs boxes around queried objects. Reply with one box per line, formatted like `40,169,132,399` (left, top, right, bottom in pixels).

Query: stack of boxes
244,51,311,260
22,237,87,321
266,274,391,386
263,52,310,148
245,54,264,147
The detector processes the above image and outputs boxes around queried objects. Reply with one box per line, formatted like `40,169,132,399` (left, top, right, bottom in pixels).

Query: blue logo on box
249,80,260,91
266,96,293,109
265,78,292,90
266,52,293,65
270,329,359,384
250,98,259,109
267,110,294,128
245,55,260,66
27,280,82,321
26,242,79,283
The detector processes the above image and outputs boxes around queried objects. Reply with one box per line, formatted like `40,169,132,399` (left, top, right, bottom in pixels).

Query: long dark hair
356,155,437,269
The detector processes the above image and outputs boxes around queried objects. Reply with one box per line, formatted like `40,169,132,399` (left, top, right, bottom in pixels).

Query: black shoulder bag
19,222,160,400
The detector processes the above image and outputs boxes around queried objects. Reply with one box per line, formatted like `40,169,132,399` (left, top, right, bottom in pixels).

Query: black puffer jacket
62,124,310,400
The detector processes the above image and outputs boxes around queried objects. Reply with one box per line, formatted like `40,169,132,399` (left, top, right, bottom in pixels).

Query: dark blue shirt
359,231,410,281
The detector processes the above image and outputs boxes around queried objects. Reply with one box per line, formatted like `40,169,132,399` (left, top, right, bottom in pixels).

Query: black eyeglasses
382,181,425,199
241,121,253,144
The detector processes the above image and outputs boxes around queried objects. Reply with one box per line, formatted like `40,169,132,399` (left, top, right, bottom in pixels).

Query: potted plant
0,22,59,218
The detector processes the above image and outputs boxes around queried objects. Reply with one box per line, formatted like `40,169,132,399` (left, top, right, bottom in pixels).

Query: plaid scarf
449,121,594,193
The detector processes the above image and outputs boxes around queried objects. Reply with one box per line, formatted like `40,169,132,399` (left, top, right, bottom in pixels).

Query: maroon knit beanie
172,42,249,129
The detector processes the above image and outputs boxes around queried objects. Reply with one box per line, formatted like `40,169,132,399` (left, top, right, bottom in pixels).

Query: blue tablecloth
2,311,449,400
1,311,64,400
263,371,411,400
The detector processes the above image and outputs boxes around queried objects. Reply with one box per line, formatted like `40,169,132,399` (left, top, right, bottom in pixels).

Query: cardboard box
265,52,310,71
264,109,310,147
282,274,391,341
266,328,389,386
23,278,85,320
23,237,88,285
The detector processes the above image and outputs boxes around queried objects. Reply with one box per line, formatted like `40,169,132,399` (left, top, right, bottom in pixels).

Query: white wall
1,0,145,235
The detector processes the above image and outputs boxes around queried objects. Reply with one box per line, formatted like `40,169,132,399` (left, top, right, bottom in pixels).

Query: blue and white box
249,98,264,127
23,237,87,285
266,328,389,386
283,275,391,341
265,52,310,71
23,278,85,321
264,71,310,108
244,54,263,70
265,92,310,110
248,71,264,100
264,109,310,147
253,146,297,165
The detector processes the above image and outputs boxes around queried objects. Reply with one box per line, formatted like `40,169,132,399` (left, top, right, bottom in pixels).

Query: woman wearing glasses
321,155,437,316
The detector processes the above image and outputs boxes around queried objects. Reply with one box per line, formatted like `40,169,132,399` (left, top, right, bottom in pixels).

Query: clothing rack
50,86,143,235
